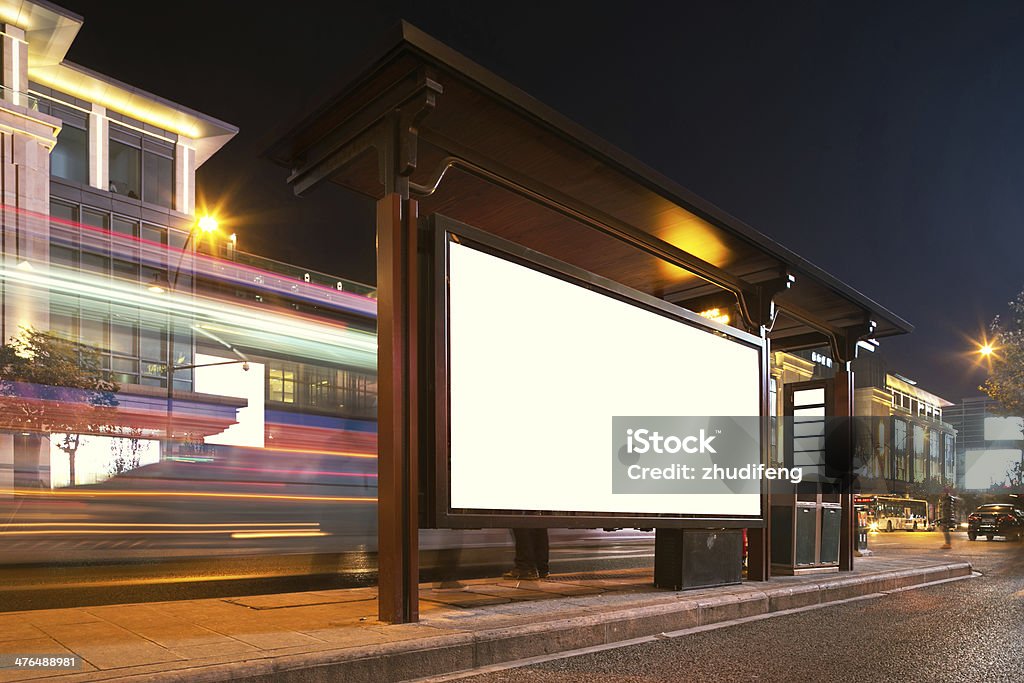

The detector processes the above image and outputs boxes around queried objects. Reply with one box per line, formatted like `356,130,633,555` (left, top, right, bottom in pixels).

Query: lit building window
268,364,297,403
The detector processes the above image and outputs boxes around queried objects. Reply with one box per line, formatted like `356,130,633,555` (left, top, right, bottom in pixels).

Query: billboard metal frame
425,213,770,529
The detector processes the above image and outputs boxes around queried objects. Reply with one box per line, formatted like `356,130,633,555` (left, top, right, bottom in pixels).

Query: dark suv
967,504,1024,541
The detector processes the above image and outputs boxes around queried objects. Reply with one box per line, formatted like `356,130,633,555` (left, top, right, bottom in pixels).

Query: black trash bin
654,528,743,590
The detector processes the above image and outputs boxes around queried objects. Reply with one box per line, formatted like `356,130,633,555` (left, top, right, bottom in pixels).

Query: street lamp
150,214,233,456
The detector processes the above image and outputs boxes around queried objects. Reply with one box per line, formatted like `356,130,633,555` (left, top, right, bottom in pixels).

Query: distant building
769,348,956,495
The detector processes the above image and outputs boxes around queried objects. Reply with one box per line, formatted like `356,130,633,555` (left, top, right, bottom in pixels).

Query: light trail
2,489,377,503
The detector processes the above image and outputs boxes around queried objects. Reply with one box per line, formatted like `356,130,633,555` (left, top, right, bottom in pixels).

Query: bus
855,495,933,532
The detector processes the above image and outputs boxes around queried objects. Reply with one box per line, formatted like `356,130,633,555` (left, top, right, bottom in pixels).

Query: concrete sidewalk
0,553,972,683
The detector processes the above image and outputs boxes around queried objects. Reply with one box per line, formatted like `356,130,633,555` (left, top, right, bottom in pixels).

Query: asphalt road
451,531,1024,683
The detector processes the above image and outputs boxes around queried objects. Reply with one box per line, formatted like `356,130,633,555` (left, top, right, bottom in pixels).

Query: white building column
1,25,27,106
175,136,195,215
89,103,108,190
0,24,59,497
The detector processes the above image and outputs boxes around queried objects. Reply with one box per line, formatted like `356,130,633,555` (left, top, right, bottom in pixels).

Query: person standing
504,528,549,580
939,488,956,549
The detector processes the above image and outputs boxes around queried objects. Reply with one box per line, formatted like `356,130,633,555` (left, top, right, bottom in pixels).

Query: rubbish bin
654,528,743,590
770,495,842,574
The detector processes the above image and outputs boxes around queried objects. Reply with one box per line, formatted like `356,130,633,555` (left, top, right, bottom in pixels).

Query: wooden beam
376,193,420,623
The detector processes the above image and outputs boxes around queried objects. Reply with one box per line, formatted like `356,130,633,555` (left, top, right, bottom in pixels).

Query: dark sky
55,1,1024,401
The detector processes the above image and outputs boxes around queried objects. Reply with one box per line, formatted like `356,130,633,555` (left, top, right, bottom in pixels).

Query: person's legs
942,523,952,548
530,528,550,577
506,528,540,578
512,528,535,570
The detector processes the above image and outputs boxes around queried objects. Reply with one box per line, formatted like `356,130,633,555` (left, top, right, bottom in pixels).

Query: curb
65,562,973,683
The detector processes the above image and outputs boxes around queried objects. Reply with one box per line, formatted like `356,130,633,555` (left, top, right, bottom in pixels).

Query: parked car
967,504,1024,541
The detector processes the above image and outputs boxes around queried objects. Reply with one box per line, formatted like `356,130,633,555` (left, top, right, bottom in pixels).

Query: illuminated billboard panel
444,233,764,521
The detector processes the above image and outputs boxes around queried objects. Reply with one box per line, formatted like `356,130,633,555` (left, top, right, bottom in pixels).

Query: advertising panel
434,220,767,527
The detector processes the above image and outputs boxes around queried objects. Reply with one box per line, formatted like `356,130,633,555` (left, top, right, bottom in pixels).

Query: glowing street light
197,215,218,233
979,343,994,357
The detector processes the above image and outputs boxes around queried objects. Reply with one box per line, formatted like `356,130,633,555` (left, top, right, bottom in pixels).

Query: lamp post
149,215,223,458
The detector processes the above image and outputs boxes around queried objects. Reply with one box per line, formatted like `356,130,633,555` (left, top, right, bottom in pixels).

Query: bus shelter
266,23,913,623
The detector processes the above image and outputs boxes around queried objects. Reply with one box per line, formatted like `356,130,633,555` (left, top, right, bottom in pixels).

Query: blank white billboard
984,416,1024,441
446,240,763,517
965,448,1022,490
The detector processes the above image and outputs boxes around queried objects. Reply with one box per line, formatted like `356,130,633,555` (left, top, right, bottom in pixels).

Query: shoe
538,570,550,579
502,568,539,580
940,544,952,549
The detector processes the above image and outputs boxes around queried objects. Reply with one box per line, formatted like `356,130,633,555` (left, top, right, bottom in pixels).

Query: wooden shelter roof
265,22,911,356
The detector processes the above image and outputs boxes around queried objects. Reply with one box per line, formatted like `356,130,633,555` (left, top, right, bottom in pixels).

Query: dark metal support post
377,193,420,623
746,519,770,581
835,364,855,571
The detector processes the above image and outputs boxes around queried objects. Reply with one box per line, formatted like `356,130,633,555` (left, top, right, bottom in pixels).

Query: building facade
768,348,957,497
0,1,378,499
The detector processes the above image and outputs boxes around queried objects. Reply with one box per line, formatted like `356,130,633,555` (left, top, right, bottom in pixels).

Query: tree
109,426,145,476
982,290,1024,416
982,291,1024,493
1006,460,1024,490
0,328,119,486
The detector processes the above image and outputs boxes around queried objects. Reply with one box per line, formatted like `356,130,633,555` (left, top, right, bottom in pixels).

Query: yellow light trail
230,531,328,539
271,446,377,459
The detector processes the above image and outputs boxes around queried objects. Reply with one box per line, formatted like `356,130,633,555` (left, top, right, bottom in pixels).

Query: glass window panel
81,209,108,230
139,323,166,362
49,307,77,339
140,266,167,292
141,224,166,245
111,357,138,385
111,357,137,373
268,364,296,403
913,424,926,482
304,366,333,408
876,420,889,478
143,150,174,208
50,245,78,268
944,434,955,484
112,217,138,237
112,259,139,281
168,229,188,251
894,419,908,482
51,123,89,183
110,307,138,355
50,199,78,223
109,139,141,198
171,324,192,367
337,369,377,417
81,252,110,275
80,311,109,350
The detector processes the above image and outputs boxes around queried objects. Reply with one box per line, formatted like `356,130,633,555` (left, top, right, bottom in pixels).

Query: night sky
54,1,1024,401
